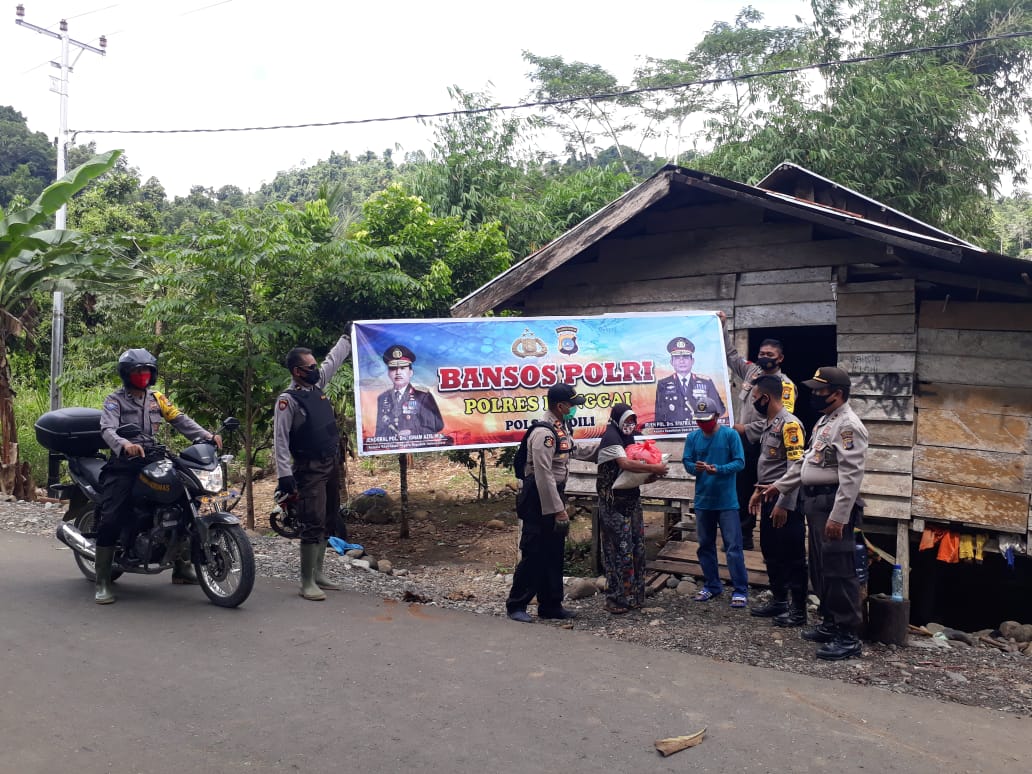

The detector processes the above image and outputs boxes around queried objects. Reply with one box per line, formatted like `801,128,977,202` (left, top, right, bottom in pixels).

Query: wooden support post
398,453,409,539
591,504,601,577
895,519,910,598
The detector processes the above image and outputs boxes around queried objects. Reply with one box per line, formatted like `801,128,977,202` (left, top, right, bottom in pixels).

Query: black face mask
752,396,770,415
809,391,835,413
756,356,778,372
298,366,320,385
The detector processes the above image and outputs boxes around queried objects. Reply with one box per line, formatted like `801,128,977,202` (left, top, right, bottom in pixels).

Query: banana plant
0,149,132,499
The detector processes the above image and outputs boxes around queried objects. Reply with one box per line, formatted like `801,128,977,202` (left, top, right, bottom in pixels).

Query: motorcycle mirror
222,417,241,431
116,423,141,438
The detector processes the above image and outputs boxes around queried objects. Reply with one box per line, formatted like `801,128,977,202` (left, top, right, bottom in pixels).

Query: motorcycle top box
35,407,106,457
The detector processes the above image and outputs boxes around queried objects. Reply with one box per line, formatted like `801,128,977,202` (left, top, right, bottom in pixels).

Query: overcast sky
4,0,813,196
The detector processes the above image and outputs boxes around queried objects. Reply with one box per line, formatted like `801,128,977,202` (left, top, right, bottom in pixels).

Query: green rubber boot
94,546,116,605
171,541,199,585
299,543,326,601
314,541,341,591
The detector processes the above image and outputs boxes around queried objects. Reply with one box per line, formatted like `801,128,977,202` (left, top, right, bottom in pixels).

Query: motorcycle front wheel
193,524,255,608
71,505,123,583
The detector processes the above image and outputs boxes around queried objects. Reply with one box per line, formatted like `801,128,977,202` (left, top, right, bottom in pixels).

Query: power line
71,29,1032,138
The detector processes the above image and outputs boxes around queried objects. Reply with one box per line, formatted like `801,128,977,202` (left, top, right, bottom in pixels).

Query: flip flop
693,589,718,602
605,602,631,615
730,593,748,608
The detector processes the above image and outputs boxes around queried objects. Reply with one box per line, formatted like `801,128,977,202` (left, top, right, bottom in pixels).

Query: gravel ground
9,497,1032,718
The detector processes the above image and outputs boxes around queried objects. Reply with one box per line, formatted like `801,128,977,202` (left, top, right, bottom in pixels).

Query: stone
999,621,1032,643
394,568,409,577
665,576,680,589
378,560,393,575
411,509,431,521
946,671,969,684
364,556,379,571
567,578,598,600
350,559,371,570
925,622,946,635
594,576,607,591
345,549,364,559
485,519,506,530
675,580,697,596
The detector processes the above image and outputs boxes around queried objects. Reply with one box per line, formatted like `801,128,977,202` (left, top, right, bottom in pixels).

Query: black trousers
801,488,863,634
97,455,148,547
294,455,340,545
506,478,566,615
758,498,807,600
736,441,760,546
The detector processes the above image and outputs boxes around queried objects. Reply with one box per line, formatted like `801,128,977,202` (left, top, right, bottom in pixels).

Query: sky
3,0,814,197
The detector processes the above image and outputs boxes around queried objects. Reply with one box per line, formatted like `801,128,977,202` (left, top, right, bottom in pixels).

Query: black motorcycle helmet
117,348,158,389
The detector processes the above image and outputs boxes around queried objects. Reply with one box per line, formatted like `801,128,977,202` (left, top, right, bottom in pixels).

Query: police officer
717,311,797,551
506,383,595,622
744,375,807,626
273,331,351,601
653,337,726,427
762,366,868,660
96,348,221,605
374,345,444,438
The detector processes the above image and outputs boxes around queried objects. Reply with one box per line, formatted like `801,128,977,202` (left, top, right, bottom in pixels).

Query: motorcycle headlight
194,466,224,494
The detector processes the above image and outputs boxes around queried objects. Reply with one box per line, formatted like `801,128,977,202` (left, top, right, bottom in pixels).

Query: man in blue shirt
682,398,748,607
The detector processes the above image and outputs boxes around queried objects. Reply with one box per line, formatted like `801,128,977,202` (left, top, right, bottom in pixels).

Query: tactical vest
286,387,340,459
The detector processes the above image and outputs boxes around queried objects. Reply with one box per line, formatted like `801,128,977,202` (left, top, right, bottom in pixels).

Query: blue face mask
564,405,578,421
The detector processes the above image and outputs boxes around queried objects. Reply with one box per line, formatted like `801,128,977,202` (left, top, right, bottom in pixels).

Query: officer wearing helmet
94,348,221,605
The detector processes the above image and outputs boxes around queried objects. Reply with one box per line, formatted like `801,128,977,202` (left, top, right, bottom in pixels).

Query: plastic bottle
853,529,868,585
891,564,904,601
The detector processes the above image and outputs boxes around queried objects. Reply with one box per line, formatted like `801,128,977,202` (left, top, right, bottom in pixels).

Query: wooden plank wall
836,280,917,521
913,302,1032,534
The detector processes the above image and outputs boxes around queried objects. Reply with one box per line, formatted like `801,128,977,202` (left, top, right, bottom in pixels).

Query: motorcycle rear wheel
193,524,255,608
71,505,124,583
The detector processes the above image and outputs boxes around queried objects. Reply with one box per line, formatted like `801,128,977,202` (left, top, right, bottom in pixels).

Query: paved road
1,531,1024,773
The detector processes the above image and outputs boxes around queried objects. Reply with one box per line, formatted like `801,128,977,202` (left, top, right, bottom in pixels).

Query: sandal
730,593,748,609
605,602,631,615
693,589,718,602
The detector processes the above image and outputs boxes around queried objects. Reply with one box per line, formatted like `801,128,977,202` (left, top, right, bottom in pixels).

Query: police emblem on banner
511,328,548,358
555,325,579,355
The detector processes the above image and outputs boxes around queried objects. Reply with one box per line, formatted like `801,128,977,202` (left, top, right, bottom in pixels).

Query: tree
0,106,56,207
0,150,131,497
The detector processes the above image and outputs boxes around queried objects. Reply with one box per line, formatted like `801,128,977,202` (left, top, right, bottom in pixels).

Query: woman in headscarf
596,403,669,614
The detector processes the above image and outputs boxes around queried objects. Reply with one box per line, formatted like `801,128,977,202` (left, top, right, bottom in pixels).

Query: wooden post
591,504,601,576
398,453,409,539
895,519,910,598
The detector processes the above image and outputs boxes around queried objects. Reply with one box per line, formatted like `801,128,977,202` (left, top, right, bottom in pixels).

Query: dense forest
2,0,1032,518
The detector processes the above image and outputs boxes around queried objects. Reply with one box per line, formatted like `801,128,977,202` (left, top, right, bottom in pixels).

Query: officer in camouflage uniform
273,331,351,601
763,367,868,660
744,375,807,626
374,345,444,438
653,337,725,428
96,348,220,605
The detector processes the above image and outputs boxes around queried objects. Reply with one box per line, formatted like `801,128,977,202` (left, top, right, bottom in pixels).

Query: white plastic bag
612,453,669,489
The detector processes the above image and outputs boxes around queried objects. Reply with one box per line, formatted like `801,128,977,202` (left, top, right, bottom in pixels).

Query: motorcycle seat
68,456,106,490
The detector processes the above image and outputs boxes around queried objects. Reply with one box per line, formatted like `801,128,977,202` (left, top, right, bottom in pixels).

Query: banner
352,312,733,455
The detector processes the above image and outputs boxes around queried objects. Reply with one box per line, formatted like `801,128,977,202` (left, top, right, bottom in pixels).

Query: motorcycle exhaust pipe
56,522,96,562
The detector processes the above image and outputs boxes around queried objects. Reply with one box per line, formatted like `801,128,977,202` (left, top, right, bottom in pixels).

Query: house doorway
747,325,836,433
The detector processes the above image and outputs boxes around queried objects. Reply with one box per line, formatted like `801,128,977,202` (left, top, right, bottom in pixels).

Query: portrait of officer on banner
653,336,727,430
374,344,447,442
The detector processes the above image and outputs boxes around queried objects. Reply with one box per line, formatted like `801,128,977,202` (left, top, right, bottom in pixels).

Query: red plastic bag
626,440,662,464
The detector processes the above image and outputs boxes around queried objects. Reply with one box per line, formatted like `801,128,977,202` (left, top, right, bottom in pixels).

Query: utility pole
15,4,106,413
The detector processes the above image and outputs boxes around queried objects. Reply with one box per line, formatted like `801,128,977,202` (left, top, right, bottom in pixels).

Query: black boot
816,631,862,660
801,618,837,643
773,589,807,627
750,594,788,618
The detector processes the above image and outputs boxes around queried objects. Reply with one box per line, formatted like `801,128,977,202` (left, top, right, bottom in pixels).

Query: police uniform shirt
524,410,597,516
100,387,210,455
273,333,351,479
724,331,797,426
654,372,726,424
772,401,868,524
374,385,444,438
749,407,805,510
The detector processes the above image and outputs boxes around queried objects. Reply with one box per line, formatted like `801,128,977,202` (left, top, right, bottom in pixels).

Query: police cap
667,337,696,356
547,383,586,406
383,345,415,368
693,398,718,421
802,366,851,390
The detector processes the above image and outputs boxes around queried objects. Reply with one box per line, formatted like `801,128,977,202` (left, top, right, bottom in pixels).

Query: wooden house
452,164,1032,594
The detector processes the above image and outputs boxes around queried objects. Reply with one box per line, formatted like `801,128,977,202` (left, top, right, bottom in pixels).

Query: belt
802,484,837,496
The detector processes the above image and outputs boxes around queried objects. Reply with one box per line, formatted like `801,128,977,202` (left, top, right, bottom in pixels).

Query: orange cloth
919,526,946,551
937,530,961,563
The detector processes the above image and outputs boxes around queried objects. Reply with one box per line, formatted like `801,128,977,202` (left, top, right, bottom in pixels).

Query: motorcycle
35,407,255,608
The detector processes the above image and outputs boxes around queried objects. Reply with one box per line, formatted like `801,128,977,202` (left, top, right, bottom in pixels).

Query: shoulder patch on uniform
543,435,555,449
104,402,118,411
841,429,854,450
278,398,289,411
